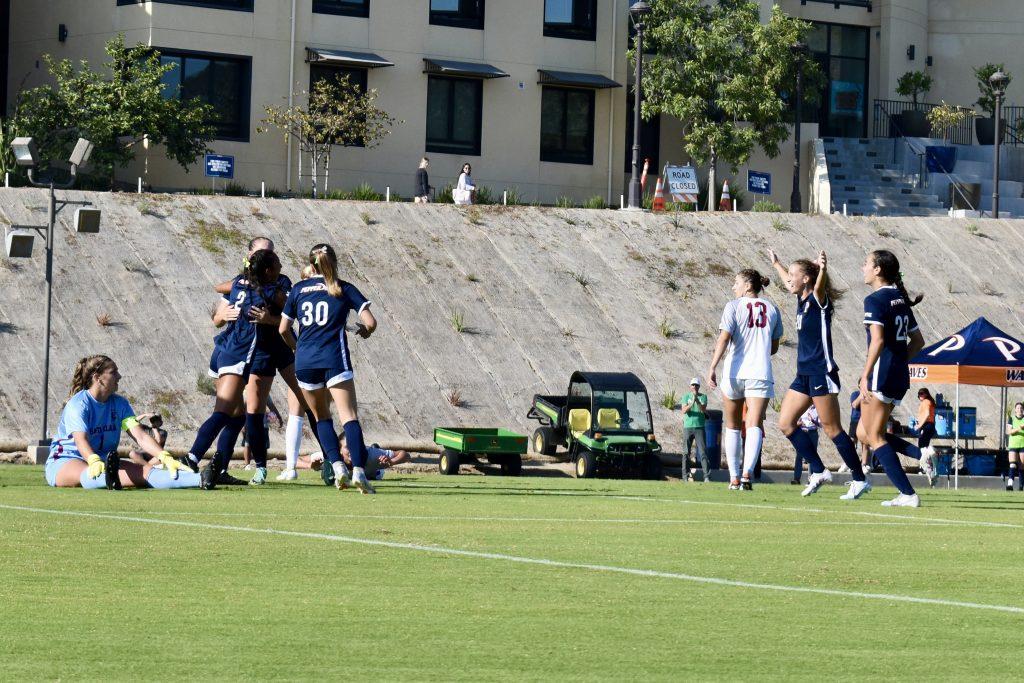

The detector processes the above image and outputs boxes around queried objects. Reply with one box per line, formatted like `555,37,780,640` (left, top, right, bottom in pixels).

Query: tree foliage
637,0,819,178
260,75,398,198
15,35,216,188
974,63,1011,117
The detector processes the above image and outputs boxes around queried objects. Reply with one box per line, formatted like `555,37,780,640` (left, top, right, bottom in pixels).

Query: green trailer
527,371,663,480
433,427,529,476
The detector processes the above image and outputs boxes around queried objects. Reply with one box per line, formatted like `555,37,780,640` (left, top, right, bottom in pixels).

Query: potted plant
974,63,1011,145
896,70,933,137
925,102,974,173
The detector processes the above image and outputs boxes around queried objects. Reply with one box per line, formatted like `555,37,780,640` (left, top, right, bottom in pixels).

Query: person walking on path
680,378,710,481
414,157,431,203
454,162,476,205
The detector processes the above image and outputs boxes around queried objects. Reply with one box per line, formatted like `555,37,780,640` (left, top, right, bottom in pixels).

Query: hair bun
761,276,770,287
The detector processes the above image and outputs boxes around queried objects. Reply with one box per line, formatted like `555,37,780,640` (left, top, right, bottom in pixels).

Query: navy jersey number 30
282,277,370,372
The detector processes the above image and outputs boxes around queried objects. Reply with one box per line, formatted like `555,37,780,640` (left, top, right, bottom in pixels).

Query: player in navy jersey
857,249,928,507
280,243,378,494
769,249,870,499
185,249,283,489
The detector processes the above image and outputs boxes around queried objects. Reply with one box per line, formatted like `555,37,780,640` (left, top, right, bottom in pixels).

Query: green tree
638,0,818,211
260,75,398,198
974,63,1011,117
15,35,215,188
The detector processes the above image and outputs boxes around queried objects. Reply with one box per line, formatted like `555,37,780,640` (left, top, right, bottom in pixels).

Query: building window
429,0,484,30
312,0,369,17
117,0,254,10
158,49,252,141
544,0,596,41
540,86,595,165
425,76,482,156
310,65,369,146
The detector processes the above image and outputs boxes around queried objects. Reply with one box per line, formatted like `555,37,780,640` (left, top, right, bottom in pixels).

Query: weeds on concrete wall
95,313,113,327
981,282,1002,297
658,318,678,339
465,273,480,283
661,391,679,409
561,327,576,338
196,374,216,396
449,309,467,333
360,212,374,226
568,270,589,287
446,388,465,408
770,217,789,232
707,262,731,277
184,218,246,255
465,207,483,225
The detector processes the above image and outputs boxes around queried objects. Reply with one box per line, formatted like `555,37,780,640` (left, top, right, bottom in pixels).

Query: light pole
990,70,1009,219
790,42,808,214
9,135,96,460
627,1,651,211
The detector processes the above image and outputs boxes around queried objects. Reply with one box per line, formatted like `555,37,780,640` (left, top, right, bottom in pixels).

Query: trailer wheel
439,448,460,475
644,453,664,481
532,427,557,456
574,450,596,478
500,454,523,476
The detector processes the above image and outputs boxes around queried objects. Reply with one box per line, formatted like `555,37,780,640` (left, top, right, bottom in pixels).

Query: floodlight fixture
5,226,35,258
74,207,101,233
68,138,94,168
11,137,39,167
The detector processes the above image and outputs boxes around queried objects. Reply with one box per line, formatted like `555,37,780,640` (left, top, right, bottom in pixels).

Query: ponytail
738,268,770,296
792,258,844,304
70,355,115,397
243,249,280,292
871,249,923,307
310,243,342,297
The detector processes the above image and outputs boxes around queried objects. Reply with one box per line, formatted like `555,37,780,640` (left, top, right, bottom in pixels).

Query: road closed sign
665,165,699,203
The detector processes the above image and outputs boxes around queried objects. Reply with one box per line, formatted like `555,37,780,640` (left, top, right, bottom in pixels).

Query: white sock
742,427,763,478
285,415,303,471
332,461,349,478
354,466,365,478
725,428,743,479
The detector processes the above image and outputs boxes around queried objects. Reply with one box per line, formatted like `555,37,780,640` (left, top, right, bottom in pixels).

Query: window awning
305,47,394,68
423,58,509,79
537,69,621,89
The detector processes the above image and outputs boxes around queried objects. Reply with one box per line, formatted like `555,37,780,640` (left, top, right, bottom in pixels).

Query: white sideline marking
2,503,1021,615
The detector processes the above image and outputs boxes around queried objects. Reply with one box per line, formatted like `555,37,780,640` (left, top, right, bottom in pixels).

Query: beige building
6,1,1024,207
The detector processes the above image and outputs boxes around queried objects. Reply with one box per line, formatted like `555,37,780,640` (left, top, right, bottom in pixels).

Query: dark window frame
312,0,369,18
540,85,595,165
425,75,483,157
117,0,254,11
155,47,252,142
543,0,597,41
309,64,369,147
429,0,485,30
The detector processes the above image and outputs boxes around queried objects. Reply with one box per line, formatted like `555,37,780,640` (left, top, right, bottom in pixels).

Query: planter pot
898,109,931,138
975,117,1005,145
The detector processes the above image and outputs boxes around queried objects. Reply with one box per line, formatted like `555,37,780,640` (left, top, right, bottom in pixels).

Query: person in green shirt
680,378,710,481
1006,402,1024,491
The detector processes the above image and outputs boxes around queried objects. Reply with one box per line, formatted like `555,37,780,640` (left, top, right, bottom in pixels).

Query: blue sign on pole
747,170,771,195
205,154,235,179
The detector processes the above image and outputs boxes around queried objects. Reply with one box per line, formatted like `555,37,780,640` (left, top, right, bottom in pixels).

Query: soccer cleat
105,453,122,490
249,467,267,486
200,461,218,490
179,454,200,474
217,470,247,486
839,479,872,500
321,462,335,487
352,469,376,495
728,479,741,490
881,493,921,507
740,478,752,491
1007,477,1015,492
920,447,938,487
276,469,298,482
801,470,833,497
332,461,351,491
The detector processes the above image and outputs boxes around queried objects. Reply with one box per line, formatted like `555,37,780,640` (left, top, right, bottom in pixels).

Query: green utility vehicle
433,427,528,476
527,371,663,479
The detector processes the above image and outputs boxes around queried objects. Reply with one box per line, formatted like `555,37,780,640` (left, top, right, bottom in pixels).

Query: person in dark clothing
415,157,431,203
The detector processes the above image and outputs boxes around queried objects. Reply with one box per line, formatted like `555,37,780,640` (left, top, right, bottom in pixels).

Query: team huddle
707,247,934,507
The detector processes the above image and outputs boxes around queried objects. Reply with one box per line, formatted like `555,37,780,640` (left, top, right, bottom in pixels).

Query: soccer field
2,465,1022,681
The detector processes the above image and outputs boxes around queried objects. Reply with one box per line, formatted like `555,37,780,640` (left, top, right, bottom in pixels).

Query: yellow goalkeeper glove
156,451,189,479
86,454,105,479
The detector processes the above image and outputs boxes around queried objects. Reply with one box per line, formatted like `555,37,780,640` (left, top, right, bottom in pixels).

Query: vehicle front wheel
439,448,460,475
574,450,596,479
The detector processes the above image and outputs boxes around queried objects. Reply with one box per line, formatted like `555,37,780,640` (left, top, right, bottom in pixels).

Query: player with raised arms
185,249,282,489
45,355,199,489
706,269,783,490
857,249,928,507
280,243,378,494
768,249,871,500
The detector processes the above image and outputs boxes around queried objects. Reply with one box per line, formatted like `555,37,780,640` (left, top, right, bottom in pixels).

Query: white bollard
843,203,848,216
261,181,266,199
503,190,507,206
620,194,625,209
386,186,390,203
733,200,737,213
137,177,142,194
4,172,8,188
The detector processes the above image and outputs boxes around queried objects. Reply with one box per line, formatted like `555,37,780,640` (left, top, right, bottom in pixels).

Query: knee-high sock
724,428,743,480
285,415,303,470
874,443,915,495
79,467,107,489
215,415,246,463
189,411,231,462
742,427,763,477
246,413,268,468
832,431,866,482
343,420,369,469
146,467,202,489
316,420,341,465
305,408,325,451
786,429,824,475
885,434,922,460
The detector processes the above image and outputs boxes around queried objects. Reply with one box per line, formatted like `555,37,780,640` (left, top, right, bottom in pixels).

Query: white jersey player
707,269,783,491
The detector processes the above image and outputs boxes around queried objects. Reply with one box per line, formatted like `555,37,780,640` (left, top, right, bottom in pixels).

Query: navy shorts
208,347,252,380
251,338,295,377
789,370,841,397
296,367,354,390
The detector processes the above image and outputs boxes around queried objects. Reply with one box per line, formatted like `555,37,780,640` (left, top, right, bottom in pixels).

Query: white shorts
720,377,774,401
871,391,902,406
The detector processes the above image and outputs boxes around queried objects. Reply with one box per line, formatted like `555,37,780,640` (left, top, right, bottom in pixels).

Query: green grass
1,464,1022,679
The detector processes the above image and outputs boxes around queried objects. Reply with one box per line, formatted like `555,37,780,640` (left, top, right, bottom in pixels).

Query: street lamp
627,1,652,211
790,42,808,214
7,134,98,462
990,70,1009,219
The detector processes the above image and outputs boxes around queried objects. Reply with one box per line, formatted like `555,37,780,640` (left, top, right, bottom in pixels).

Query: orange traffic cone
719,180,732,212
652,176,666,213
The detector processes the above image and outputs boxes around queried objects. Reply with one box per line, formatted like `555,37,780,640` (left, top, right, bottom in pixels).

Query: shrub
555,196,576,209
436,183,455,204
661,391,679,409
224,182,248,196
350,182,384,201
752,199,783,212
504,187,524,205
474,186,496,205
583,195,606,209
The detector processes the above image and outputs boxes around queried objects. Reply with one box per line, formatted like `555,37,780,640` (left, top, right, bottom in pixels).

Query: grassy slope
1,465,1022,681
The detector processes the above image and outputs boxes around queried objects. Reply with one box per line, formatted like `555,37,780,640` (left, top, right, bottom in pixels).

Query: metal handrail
1002,106,1024,146
887,120,982,213
873,99,973,145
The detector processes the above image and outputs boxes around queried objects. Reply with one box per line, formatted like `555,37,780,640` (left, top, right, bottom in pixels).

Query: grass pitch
2,464,1023,681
